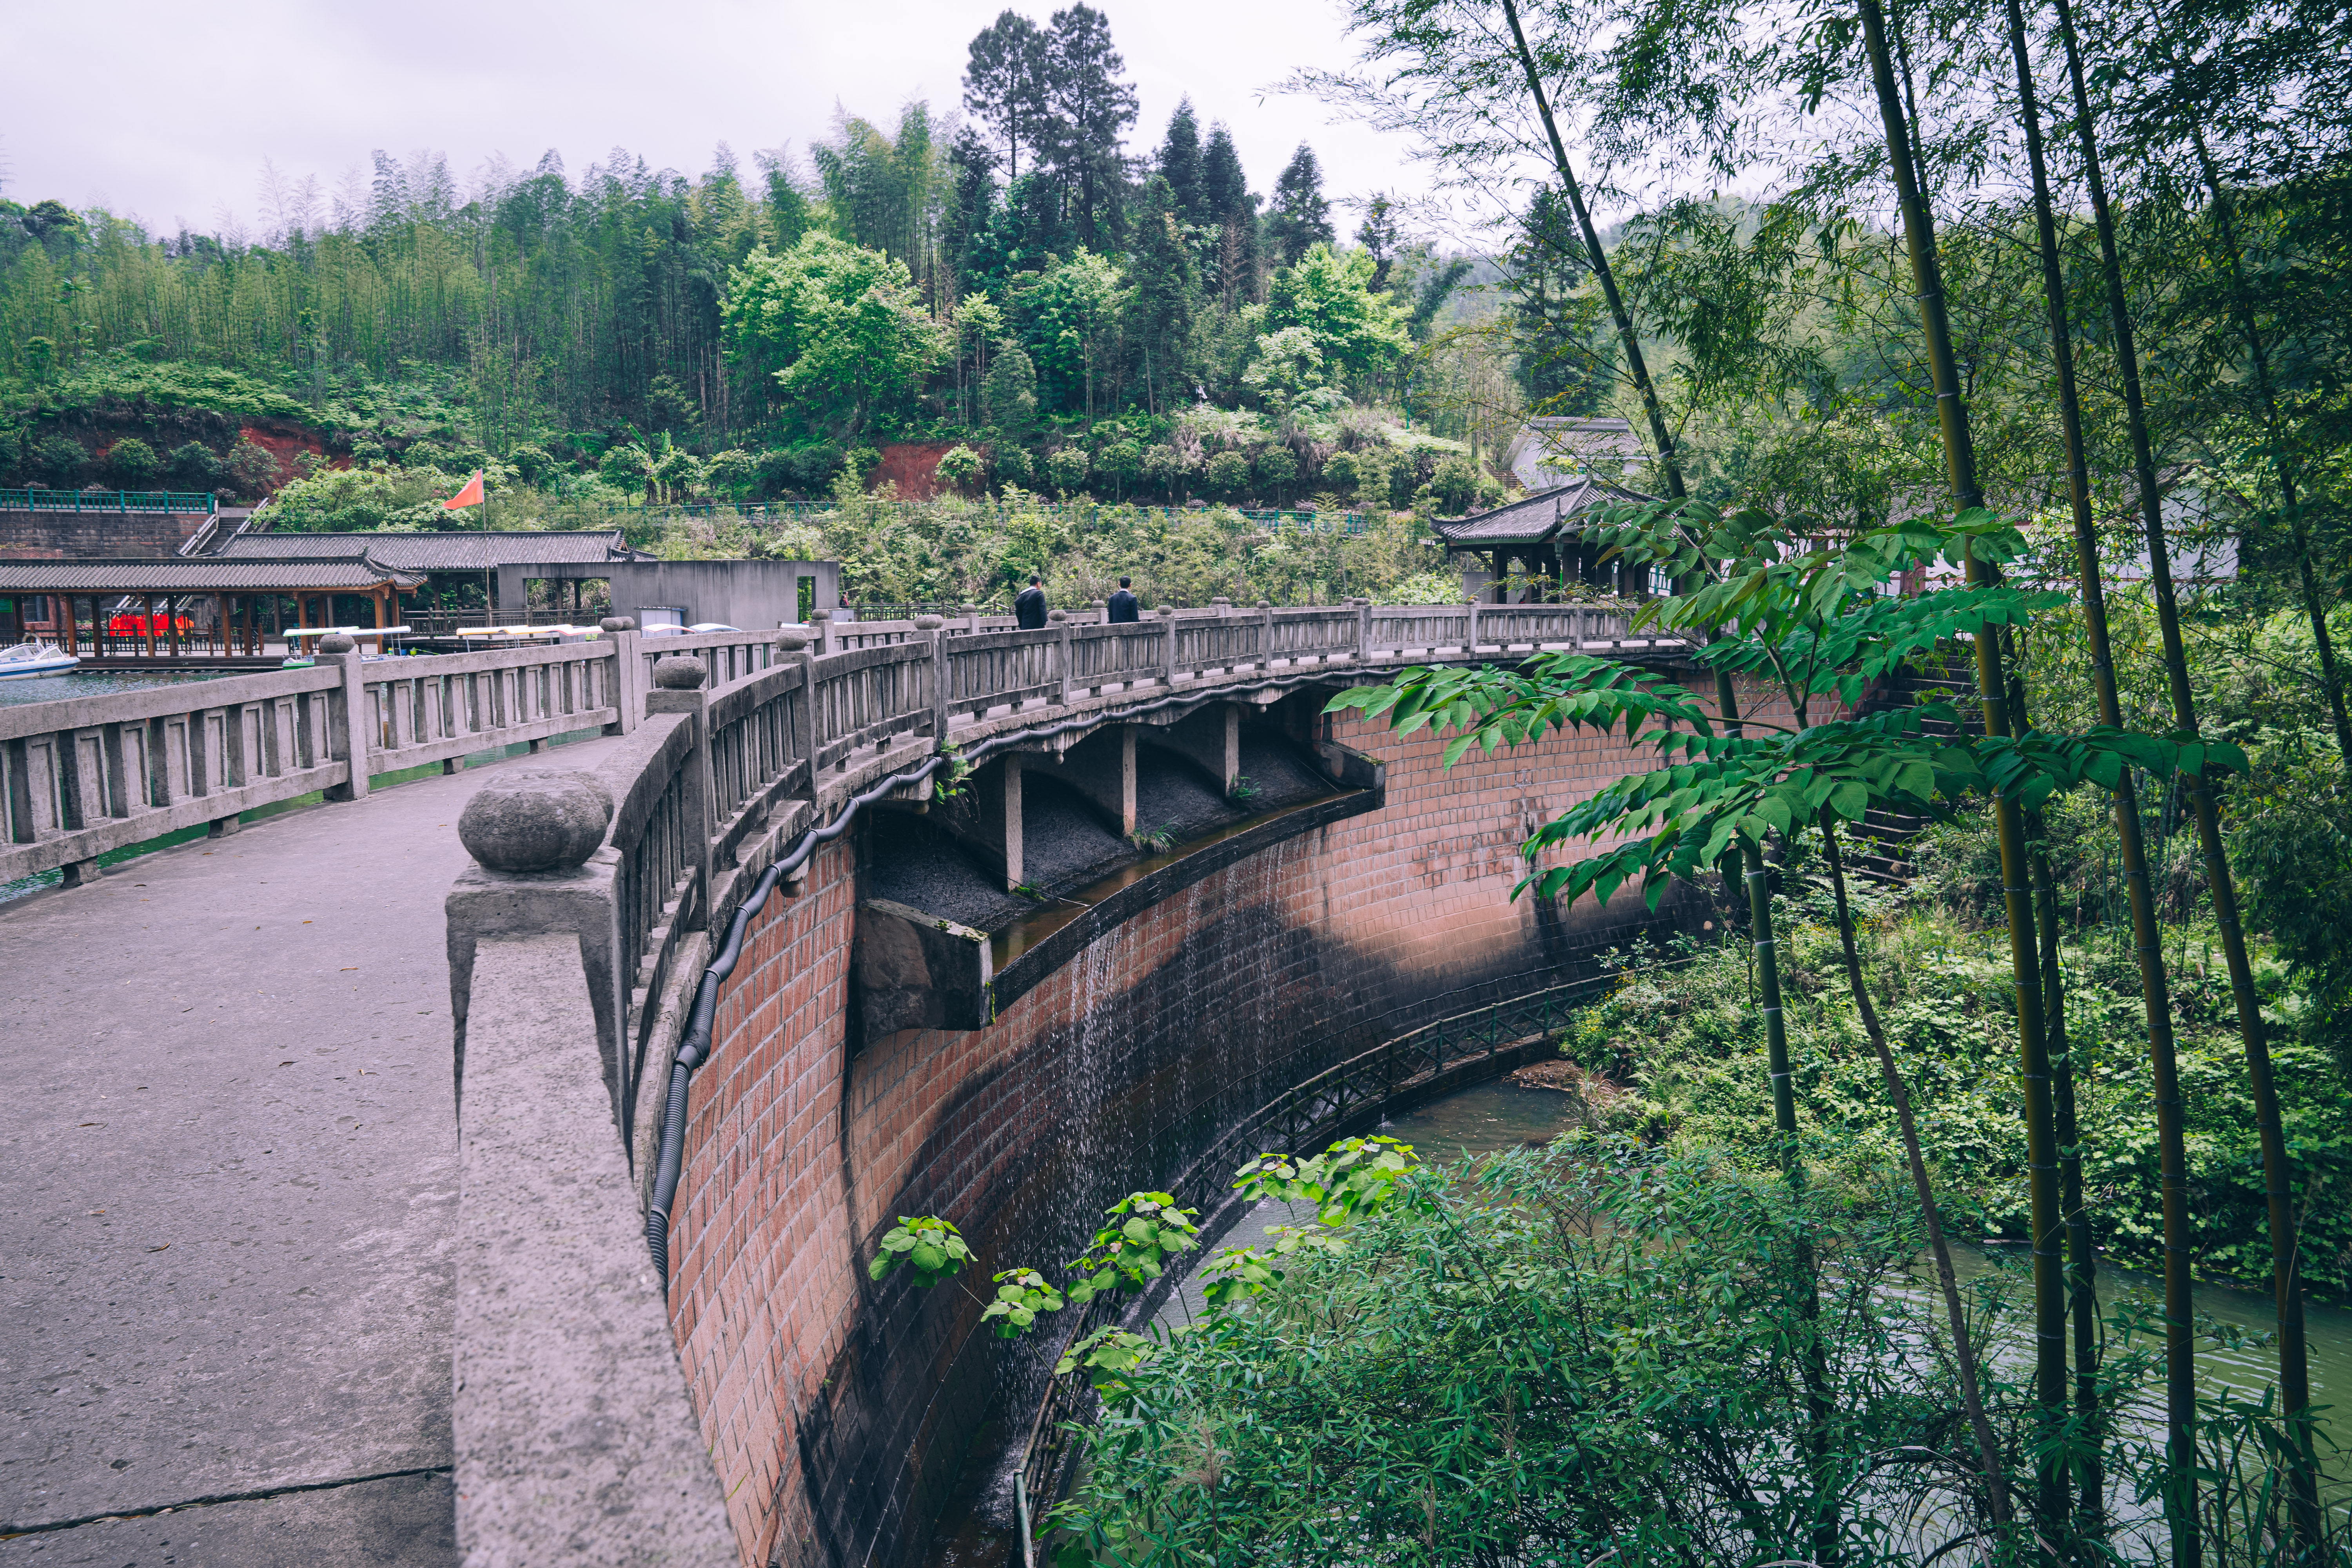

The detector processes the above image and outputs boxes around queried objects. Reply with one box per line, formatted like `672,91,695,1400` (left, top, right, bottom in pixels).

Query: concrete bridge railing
1,633,627,885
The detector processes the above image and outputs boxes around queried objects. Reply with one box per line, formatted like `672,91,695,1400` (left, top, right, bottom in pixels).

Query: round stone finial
652,655,708,690
1256,599,1272,609
914,614,946,630
458,769,614,872
959,604,978,615
1155,604,1176,618
318,633,357,654
1210,596,1232,609
776,628,811,652
1087,599,1105,610
1048,608,1068,623
599,615,635,633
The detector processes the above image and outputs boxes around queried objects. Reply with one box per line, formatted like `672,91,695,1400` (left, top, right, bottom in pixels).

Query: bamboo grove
1314,0,2350,1562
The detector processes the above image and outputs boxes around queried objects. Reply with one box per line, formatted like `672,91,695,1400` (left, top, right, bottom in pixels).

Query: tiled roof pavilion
1433,476,1664,601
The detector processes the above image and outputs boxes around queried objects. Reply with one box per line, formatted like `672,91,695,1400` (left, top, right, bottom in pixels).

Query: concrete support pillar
1062,726,1137,837
1155,702,1240,798
1001,753,1024,891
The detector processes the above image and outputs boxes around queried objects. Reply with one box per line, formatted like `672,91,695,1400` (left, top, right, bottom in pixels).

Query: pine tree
1156,98,1207,228
1126,175,1198,414
1356,194,1401,292
941,127,1000,294
1201,125,1260,303
1266,143,1335,268
962,10,1051,182
1040,4,1138,251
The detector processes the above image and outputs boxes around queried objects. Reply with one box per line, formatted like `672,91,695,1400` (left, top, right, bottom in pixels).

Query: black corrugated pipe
641,667,1392,1286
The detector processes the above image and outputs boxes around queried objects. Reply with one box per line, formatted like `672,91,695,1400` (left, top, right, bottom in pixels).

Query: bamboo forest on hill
9,0,2352,1561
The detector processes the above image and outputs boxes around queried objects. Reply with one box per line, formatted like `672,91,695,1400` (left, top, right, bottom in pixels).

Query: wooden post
61,595,78,656
217,594,230,658
143,595,158,658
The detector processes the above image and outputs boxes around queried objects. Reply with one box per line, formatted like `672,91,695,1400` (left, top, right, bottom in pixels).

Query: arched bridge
2,598,1719,1568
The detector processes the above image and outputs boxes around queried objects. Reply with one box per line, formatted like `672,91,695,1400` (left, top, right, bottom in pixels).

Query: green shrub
1430,452,1481,515
1254,444,1298,499
1046,446,1090,495
104,436,159,488
32,434,86,486
933,444,985,494
1204,449,1252,497
1323,448,1361,494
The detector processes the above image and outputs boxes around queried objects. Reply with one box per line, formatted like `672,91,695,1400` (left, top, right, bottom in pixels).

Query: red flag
443,470,486,510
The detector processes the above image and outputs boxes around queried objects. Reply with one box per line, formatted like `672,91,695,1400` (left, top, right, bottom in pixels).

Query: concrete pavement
0,738,619,1565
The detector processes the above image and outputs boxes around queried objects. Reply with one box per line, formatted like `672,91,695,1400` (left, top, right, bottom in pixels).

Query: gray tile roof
219,530,637,570
0,556,428,590
1434,476,1661,545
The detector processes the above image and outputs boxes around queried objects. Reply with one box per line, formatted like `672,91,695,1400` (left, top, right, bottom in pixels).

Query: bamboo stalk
1497,0,1687,502
2049,10,2317,1548
1851,0,2068,1540
1818,814,2011,1527
1995,3,2129,1537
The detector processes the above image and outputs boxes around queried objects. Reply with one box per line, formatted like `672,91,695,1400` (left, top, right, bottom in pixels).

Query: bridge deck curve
0,739,618,1565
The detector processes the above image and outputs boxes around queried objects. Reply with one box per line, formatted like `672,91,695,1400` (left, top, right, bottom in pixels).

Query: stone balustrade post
779,628,818,795
646,654,714,931
1156,604,1177,687
1257,599,1273,670
1049,608,1073,706
917,614,950,742
599,619,641,737
1352,597,1371,664
961,603,981,637
322,636,370,802
810,616,833,657
1464,599,1481,655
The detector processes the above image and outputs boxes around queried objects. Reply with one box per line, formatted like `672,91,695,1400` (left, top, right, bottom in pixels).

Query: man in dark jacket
1106,577,1140,623
1014,575,1049,629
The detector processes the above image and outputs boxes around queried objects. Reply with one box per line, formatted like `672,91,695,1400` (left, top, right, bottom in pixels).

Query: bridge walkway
0,736,619,1566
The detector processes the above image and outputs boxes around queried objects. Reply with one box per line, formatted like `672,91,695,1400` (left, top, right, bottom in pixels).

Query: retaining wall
661,672,1779,1568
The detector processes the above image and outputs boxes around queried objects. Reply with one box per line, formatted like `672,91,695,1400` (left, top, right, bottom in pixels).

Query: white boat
0,640,80,680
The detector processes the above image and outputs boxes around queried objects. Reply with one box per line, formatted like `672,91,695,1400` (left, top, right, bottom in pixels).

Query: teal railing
2,488,218,515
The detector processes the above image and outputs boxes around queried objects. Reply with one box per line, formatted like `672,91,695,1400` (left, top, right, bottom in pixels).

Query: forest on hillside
0,0,2340,559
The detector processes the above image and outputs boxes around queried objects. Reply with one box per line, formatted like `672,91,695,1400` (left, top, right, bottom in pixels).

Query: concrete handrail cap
1047,608,1067,622
458,768,614,872
1155,604,1176,617
652,654,708,690
914,614,946,630
776,629,811,652
318,633,357,654
599,615,635,632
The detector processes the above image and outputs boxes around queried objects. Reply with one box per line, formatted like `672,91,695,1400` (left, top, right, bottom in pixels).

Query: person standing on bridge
1107,577,1140,623
1014,575,1049,630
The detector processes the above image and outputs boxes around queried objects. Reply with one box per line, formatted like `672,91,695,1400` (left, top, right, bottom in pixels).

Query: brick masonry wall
0,509,208,559
664,672,1778,1568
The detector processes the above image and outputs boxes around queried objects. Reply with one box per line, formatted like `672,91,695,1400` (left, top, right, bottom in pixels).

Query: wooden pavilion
0,554,426,660
1433,475,1664,602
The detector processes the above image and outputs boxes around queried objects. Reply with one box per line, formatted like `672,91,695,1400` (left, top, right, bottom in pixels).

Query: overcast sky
5,0,1472,241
